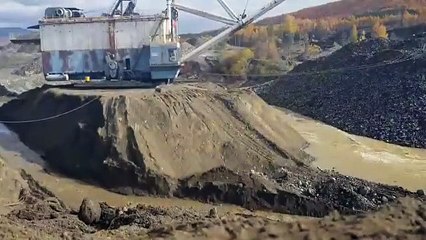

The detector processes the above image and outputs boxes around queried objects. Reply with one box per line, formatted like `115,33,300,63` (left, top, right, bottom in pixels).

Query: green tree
350,24,358,43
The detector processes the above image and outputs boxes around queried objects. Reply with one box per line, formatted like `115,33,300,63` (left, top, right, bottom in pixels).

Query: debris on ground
145,197,426,240
0,43,44,94
11,56,42,77
1,172,425,240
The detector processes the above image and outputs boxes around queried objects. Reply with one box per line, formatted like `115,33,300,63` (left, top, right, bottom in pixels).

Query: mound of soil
0,83,421,217
259,38,426,148
146,197,426,240
4,188,425,240
0,159,27,214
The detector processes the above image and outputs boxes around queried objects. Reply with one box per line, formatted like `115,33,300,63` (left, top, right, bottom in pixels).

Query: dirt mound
0,159,27,214
146,197,426,240
0,151,424,239
0,83,421,217
0,85,305,190
2,181,424,240
259,38,426,148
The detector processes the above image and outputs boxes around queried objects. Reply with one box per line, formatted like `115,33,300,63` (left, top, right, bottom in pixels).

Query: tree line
215,8,426,76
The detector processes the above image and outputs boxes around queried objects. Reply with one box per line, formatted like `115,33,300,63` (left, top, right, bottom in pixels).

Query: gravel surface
259,38,426,148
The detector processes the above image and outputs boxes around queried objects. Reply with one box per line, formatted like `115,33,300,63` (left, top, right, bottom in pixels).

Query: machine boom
181,0,287,62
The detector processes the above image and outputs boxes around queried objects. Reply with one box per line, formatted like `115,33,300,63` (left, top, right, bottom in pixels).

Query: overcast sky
0,0,338,33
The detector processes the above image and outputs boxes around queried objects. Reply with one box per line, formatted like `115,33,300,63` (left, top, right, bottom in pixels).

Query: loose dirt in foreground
0,173,425,240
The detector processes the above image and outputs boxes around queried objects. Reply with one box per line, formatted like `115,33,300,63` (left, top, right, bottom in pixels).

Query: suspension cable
242,0,250,18
0,97,100,124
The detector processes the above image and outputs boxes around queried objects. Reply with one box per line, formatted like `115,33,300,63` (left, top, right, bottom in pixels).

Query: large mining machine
39,0,286,87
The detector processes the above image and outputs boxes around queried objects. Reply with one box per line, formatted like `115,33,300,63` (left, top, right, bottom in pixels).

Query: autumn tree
254,41,268,59
221,48,254,75
298,19,315,34
235,24,257,47
372,21,388,39
254,38,280,61
281,15,299,50
419,8,426,22
350,24,358,43
313,19,331,40
267,24,275,38
282,15,299,34
402,10,411,27
256,27,268,41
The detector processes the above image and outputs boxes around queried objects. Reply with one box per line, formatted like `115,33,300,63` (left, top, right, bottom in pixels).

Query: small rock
208,207,218,218
50,212,59,219
307,188,316,196
78,198,101,225
155,86,162,93
417,189,425,197
61,232,72,240
381,196,388,203
358,186,370,195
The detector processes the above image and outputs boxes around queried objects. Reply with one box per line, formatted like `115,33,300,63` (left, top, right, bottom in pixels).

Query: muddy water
278,109,426,191
0,124,298,221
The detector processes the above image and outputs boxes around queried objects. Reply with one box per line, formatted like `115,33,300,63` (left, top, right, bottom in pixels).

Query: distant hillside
259,0,426,24
0,28,30,38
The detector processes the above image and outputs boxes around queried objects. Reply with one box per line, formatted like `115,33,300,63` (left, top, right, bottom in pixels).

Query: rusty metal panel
39,15,168,79
42,49,106,74
42,47,153,75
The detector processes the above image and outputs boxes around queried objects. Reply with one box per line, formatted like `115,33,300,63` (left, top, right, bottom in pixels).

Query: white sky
0,0,339,33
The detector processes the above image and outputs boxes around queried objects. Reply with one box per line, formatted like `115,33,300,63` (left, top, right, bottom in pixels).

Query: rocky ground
0,43,44,95
0,167,425,239
0,83,423,221
258,37,426,148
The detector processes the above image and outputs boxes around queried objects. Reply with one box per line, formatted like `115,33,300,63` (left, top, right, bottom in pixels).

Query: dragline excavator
38,0,286,88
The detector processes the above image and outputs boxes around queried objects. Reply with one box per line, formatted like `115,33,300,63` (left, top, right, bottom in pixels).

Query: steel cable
0,97,100,124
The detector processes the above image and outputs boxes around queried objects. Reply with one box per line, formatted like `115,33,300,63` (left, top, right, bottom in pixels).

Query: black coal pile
0,84,16,97
176,166,423,217
259,38,426,148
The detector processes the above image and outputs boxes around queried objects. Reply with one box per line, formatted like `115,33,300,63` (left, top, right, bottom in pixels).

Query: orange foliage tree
372,21,388,39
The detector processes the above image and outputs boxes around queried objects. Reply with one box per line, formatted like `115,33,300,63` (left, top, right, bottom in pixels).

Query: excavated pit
0,83,420,217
